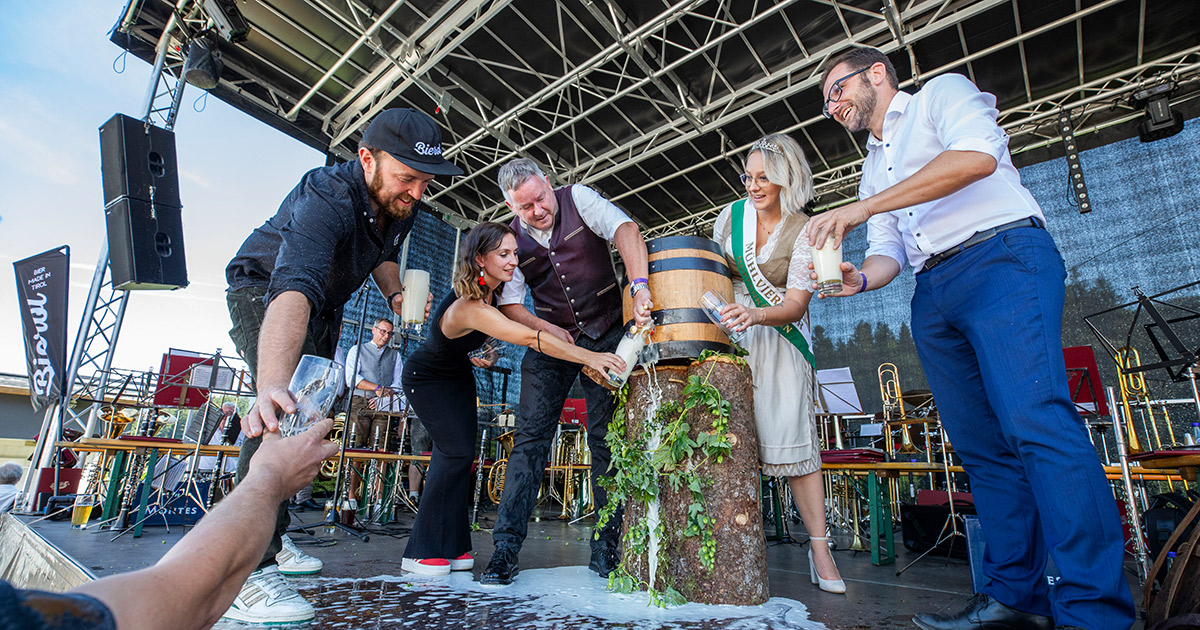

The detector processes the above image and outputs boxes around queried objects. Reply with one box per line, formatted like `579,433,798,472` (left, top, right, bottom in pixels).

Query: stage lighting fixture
1133,80,1184,143
200,0,249,43
1058,110,1090,214
182,35,223,90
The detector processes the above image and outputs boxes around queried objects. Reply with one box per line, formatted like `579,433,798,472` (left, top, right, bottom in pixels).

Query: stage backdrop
809,115,1200,418
12,247,70,412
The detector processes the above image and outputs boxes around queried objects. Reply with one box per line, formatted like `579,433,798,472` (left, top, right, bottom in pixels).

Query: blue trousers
909,227,1134,630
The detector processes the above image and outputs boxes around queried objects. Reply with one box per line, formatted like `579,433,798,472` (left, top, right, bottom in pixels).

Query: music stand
1085,283,1200,439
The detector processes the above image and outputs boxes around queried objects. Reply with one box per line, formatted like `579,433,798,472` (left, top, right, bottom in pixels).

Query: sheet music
815,367,863,415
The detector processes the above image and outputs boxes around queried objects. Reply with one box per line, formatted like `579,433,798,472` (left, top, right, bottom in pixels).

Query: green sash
730,199,816,369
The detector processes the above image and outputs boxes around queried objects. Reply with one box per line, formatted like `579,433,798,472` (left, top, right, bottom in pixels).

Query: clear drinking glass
699,290,746,344
278,355,343,437
467,337,503,363
70,494,95,529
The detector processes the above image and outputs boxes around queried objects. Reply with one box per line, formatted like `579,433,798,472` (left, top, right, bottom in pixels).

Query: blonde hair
747,133,814,215
452,222,517,300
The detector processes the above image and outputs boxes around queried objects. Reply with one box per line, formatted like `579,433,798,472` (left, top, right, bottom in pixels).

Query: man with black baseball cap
221,107,459,624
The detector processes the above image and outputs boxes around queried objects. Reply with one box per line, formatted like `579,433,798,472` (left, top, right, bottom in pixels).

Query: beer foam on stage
213,566,826,629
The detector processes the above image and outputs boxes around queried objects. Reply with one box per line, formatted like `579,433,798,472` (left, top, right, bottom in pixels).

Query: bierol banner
13,247,70,411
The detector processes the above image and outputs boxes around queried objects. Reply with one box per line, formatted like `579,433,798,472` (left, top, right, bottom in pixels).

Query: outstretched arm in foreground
72,420,341,630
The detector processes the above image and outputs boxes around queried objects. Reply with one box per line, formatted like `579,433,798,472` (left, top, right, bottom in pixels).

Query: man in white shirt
481,157,653,585
0,463,22,512
807,47,1133,630
344,318,406,499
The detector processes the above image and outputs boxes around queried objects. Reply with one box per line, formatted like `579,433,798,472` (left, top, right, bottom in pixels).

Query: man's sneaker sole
220,608,316,624
450,555,474,571
402,558,451,576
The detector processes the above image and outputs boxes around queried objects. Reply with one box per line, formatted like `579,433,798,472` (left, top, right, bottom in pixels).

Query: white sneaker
221,565,316,624
276,534,323,575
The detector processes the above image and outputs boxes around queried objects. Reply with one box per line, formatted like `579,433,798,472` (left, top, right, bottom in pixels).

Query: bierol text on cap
362,108,463,176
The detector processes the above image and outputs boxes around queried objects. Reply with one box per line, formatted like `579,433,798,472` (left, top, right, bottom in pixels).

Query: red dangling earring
478,269,487,287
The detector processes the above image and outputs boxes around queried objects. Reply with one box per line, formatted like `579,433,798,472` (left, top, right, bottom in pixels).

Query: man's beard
844,84,876,133
368,166,415,221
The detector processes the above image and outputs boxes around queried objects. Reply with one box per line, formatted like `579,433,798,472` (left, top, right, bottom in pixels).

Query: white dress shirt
860,74,1044,273
498,184,633,306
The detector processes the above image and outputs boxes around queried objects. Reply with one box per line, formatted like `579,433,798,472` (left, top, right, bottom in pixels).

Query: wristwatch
629,279,649,299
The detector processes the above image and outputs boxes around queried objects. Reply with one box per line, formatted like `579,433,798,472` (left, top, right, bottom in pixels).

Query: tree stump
619,357,768,605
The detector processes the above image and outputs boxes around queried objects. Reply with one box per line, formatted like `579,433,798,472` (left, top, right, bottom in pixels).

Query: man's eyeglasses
739,174,771,187
822,65,871,119
373,326,394,336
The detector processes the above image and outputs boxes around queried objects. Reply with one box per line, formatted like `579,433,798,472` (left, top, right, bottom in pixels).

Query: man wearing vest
344,317,406,498
481,158,654,585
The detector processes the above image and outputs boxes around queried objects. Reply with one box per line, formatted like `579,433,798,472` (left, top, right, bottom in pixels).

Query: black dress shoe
913,594,1054,630
588,542,619,578
481,545,520,585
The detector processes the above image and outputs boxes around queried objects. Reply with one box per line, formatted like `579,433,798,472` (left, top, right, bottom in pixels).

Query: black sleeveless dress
400,293,487,561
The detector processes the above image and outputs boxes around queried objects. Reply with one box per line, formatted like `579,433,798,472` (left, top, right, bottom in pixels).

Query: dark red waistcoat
510,185,621,339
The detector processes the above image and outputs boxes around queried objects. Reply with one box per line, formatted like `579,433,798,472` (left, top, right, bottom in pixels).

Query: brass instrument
845,475,868,552
878,363,920,455
1114,348,1148,454
319,412,347,478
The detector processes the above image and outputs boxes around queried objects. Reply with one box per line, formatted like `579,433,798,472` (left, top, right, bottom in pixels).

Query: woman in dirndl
711,132,845,593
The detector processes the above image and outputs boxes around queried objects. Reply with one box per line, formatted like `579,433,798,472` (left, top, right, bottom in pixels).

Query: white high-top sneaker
221,565,315,623
276,534,323,575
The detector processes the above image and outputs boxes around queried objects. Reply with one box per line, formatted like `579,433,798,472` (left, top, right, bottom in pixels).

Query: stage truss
111,0,1199,237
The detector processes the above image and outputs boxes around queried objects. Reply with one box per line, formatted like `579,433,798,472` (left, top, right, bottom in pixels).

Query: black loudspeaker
99,113,181,208
105,198,189,290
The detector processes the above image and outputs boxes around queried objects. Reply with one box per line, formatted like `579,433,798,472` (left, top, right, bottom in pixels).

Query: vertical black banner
13,247,70,411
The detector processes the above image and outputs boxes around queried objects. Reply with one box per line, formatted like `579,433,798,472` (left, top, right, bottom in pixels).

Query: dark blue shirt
225,159,418,316
0,581,116,630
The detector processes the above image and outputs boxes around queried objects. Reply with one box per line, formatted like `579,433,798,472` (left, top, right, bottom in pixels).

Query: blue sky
1,2,324,376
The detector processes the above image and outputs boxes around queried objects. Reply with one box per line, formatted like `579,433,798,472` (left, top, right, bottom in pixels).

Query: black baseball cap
361,108,463,176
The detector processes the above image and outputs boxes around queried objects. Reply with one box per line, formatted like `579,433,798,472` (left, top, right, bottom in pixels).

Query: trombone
879,363,921,455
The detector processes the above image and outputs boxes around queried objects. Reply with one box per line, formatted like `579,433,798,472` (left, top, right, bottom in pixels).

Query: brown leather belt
920,217,1041,272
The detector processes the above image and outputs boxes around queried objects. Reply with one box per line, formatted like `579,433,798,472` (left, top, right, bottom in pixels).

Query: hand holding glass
699,291,746,344
278,355,343,437
811,236,843,296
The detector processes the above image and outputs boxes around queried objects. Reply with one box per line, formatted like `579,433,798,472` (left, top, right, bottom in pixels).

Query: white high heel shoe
808,536,846,594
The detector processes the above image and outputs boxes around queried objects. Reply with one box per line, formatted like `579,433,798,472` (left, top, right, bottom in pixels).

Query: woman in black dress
400,222,625,576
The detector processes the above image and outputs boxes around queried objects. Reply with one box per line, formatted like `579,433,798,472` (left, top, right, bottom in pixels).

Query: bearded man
221,108,457,624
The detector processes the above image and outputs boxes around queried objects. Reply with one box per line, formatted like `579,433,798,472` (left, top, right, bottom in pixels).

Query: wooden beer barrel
622,235,736,361
619,358,767,604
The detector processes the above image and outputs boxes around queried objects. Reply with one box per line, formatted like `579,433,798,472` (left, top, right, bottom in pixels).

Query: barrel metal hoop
623,307,712,330
648,256,729,275
648,340,736,359
647,235,725,257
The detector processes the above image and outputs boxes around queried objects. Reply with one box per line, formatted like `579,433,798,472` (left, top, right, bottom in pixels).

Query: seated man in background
0,463,22,512
0,420,339,630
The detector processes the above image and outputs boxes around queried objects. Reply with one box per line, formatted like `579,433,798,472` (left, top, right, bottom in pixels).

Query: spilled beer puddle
213,566,826,629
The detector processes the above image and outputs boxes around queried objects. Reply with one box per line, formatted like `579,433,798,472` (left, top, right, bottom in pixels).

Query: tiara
751,139,782,155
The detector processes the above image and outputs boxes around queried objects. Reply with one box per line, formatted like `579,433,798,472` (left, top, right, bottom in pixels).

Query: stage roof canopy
114,0,1200,236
